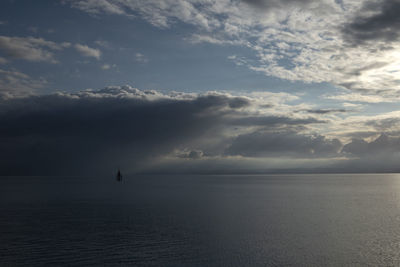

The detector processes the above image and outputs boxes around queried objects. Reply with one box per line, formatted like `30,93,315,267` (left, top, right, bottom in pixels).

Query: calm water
2,174,400,266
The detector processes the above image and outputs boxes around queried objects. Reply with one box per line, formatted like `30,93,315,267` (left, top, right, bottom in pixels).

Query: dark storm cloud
0,86,320,175
225,130,342,157
0,87,244,175
343,0,400,45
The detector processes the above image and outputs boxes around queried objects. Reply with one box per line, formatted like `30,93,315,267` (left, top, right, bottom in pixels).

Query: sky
2,0,400,175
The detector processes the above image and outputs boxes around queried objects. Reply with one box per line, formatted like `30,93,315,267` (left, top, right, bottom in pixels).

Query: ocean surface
2,174,400,266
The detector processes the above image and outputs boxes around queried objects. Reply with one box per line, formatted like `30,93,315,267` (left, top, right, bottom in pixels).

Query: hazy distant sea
2,174,400,266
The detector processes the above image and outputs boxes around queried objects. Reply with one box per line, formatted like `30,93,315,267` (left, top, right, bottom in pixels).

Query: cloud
0,69,47,98
230,116,324,127
324,91,400,103
74,44,101,59
226,130,342,158
343,0,400,45
67,0,219,29
241,0,315,9
0,85,331,175
304,109,348,114
342,133,400,156
0,35,104,63
0,86,252,174
67,0,400,98
365,118,400,132
101,63,116,70
135,53,148,63
332,133,400,173
67,0,128,16
4,85,400,174
95,40,111,48
188,34,245,46
176,149,204,159
0,36,70,63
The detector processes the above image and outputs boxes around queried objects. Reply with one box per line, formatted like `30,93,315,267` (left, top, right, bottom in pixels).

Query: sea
2,174,400,266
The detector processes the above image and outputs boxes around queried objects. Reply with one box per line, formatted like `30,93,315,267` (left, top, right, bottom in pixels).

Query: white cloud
68,0,400,99
74,44,101,60
135,53,148,63
95,40,111,48
188,34,246,46
101,63,116,70
68,0,127,16
68,0,221,29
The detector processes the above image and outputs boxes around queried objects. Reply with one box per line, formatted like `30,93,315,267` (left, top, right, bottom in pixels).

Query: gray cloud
339,134,400,172
0,36,70,63
177,149,204,159
343,0,400,45
304,109,348,114
342,133,400,156
0,69,47,97
230,116,324,126
0,36,102,64
226,130,342,158
338,133,400,173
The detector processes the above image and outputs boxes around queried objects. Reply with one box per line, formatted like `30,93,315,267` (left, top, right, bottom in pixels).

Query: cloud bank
2,85,400,175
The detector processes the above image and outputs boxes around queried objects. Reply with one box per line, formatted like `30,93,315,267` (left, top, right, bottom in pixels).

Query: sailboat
116,169,122,182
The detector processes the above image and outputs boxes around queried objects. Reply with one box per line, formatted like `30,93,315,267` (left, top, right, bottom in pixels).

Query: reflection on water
2,174,400,266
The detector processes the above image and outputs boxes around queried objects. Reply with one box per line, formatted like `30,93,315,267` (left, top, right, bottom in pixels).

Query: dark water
2,174,400,266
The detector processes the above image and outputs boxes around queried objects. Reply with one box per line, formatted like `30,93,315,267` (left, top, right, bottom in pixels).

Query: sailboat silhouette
116,169,122,182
